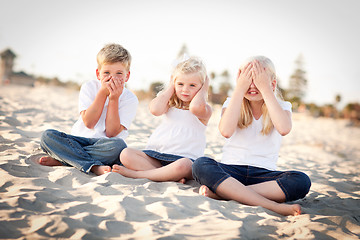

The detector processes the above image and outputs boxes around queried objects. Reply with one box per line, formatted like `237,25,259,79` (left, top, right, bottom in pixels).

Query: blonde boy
40,43,139,175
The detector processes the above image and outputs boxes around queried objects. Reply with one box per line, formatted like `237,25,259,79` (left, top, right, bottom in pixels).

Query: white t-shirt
71,80,139,139
220,98,292,170
145,107,207,159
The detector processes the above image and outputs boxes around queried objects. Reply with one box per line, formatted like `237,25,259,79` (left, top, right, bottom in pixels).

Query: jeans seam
276,178,290,202
225,167,247,183
213,175,230,193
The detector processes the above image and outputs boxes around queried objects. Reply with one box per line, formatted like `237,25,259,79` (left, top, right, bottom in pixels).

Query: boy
39,43,139,175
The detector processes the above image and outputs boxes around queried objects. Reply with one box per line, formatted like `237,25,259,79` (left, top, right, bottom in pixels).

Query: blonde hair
238,56,282,135
97,43,132,71
168,57,207,109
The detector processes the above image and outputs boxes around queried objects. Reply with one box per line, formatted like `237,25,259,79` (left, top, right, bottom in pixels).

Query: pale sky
1,0,359,107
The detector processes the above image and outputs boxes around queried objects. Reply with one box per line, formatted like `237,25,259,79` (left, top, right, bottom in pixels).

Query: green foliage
149,81,164,98
286,55,307,107
335,94,341,103
219,82,232,95
35,76,80,90
208,69,232,105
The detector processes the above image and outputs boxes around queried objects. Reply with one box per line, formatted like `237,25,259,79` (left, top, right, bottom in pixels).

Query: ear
125,71,130,82
271,78,277,91
96,69,100,80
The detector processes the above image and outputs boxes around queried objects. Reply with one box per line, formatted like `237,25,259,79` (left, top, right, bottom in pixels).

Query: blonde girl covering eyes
238,56,281,135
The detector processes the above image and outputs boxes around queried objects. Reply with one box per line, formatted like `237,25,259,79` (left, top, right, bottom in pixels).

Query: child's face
96,62,129,82
244,80,264,102
244,64,275,102
174,73,202,104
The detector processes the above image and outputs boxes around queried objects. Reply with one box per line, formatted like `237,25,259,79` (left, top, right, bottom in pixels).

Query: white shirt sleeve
279,100,292,112
222,97,231,109
118,89,139,131
78,80,98,113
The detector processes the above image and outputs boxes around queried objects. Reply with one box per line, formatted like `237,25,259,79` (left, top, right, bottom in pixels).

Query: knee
175,158,193,175
291,171,311,200
109,138,127,149
119,148,132,165
41,129,58,147
103,138,127,156
115,139,127,154
192,157,215,180
115,138,127,149
41,129,56,141
298,172,311,197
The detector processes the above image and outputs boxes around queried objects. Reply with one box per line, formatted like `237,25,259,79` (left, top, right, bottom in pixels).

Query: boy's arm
105,77,125,137
81,90,108,129
81,76,111,129
149,78,174,116
105,98,125,137
189,76,212,125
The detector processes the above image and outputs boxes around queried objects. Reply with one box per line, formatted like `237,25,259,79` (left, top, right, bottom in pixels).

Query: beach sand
0,85,359,239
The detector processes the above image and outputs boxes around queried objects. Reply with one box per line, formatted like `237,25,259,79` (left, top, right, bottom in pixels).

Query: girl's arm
149,78,174,116
252,60,292,136
219,63,253,138
189,76,212,125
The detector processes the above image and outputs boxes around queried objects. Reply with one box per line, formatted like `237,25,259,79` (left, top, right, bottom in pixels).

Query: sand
0,85,359,239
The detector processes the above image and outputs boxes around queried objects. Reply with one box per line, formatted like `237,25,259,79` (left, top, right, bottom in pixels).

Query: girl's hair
168,56,207,109
238,56,282,135
97,43,132,71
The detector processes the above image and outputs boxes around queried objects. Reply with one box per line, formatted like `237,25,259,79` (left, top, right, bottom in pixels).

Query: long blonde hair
168,57,207,109
237,56,282,135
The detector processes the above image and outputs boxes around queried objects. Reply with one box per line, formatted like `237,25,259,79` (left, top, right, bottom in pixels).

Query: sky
1,0,359,107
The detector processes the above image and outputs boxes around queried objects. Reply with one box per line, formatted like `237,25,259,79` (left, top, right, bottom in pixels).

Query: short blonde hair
169,57,207,109
97,43,132,71
238,56,281,135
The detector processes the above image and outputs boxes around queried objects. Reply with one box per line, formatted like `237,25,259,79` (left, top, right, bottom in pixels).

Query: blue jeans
40,129,127,173
192,157,311,202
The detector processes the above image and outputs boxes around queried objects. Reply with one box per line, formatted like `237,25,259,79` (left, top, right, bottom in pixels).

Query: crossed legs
112,148,193,183
192,157,303,216
199,178,301,216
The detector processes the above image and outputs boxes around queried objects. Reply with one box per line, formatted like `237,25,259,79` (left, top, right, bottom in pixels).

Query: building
0,48,36,86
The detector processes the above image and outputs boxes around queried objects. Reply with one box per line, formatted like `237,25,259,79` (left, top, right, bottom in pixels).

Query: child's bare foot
112,164,138,178
199,185,222,200
91,165,111,176
178,178,186,184
39,156,63,166
270,203,302,216
292,204,302,216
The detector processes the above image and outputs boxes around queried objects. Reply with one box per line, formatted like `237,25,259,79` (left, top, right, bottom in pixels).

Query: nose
250,80,256,88
110,74,118,80
182,85,190,92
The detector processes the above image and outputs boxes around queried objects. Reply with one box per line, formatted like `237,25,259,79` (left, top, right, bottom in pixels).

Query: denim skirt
143,150,194,166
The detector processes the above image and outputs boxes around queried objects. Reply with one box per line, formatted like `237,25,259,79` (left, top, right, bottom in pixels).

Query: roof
1,49,16,59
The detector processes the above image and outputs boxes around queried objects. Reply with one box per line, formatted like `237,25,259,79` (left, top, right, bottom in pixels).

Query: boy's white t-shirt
145,107,207,160
71,80,139,139
220,98,292,170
